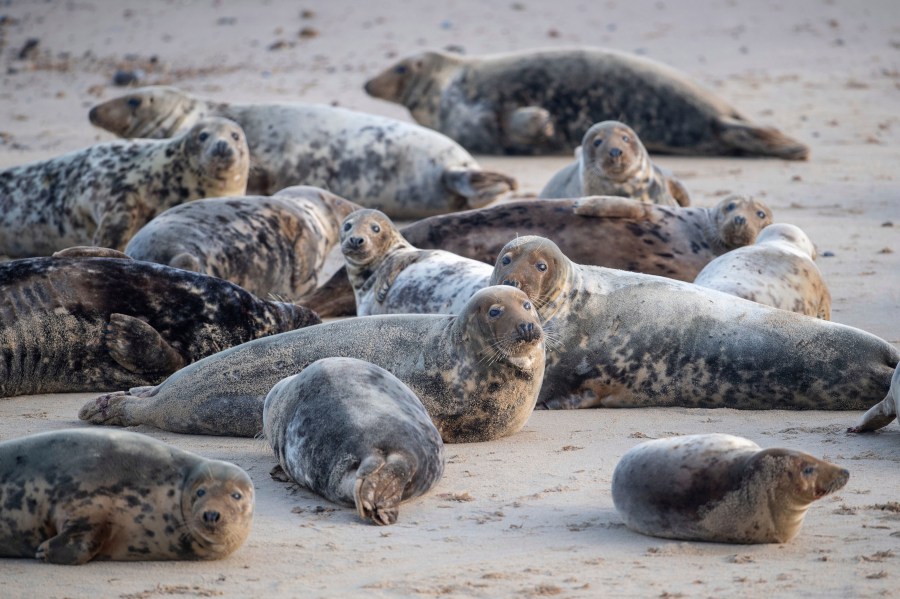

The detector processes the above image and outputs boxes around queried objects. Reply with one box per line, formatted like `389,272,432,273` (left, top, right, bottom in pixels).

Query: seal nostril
733,215,746,225
203,510,221,523
609,147,622,158
502,279,519,289
349,236,365,248
212,139,231,157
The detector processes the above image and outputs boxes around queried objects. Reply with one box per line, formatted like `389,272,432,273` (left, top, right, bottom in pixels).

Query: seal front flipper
502,106,555,147
92,197,139,251
666,178,691,207
269,464,291,483
716,116,810,160
442,167,517,210
36,522,108,565
354,453,414,526
104,313,187,375
572,196,654,220
52,246,132,259
169,252,202,272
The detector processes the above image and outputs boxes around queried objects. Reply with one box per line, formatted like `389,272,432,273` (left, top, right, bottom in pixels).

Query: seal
364,47,810,159
0,247,320,398
341,209,491,315
694,223,831,319
0,428,254,564
612,434,848,544
539,121,690,206
301,195,773,317
0,117,248,257
264,357,445,525
88,86,517,219
125,186,360,301
849,361,900,433
79,285,545,443
490,235,899,410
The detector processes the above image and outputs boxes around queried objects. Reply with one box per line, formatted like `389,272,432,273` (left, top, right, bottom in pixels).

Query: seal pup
125,186,360,300
0,247,320,397
849,362,900,433
0,428,254,563
264,357,445,525
79,286,545,443
490,235,899,410
88,86,517,219
539,121,690,206
301,195,773,317
364,47,809,159
694,223,831,319
341,209,491,315
0,118,248,257
612,434,849,544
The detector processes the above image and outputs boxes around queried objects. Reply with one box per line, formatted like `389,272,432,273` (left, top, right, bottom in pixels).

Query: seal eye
592,138,604,147
371,224,381,233
622,135,630,143
756,210,767,219
802,466,816,476
488,307,502,318
536,262,548,272
523,301,532,311
501,255,511,266
343,222,352,232
196,489,206,497
127,97,141,109
198,132,209,142
395,65,407,74
231,132,240,141
726,202,736,211
231,492,242,500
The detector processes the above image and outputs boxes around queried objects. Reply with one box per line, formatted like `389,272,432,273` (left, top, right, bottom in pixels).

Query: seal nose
517,322,536,341
609,147,622,158
347,236,366,249
502,279,520,289
202,510,221,524
211,139,232,158
733,215,746,225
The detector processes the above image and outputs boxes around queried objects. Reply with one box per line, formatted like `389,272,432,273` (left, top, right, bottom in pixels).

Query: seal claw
78,391,132,425
353,454,411,526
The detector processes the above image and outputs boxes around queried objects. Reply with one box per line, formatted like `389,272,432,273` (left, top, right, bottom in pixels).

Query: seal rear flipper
36,522,108,565
78,391,141,426
572,196,654,220
269,464,291,483
502,106,555,147
715,116,810,160
442,167,518,210
52,246,132,259
354,453,414,526
104,313,187,375
848,396,897,433
169,252,202,272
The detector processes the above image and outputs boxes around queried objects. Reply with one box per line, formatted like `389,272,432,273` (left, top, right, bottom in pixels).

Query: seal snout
733,215,746,225
211,139,233,159
517,321,540,342
609,147,622,158
501,278,520,289
345,235,366,250
203,510,221,524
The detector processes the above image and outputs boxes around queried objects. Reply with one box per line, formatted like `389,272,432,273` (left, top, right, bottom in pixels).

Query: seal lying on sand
265,357,444,525
490,235,898,410
0,428,254,564
539,121,690,206
341,209,490,315
849,362,900,433
612,434,848,543
79,286,545,443
0,247,319,397
0,117,248,257
125,186,360,300
89,86,517,219
694,223,831,319
364,47,809,159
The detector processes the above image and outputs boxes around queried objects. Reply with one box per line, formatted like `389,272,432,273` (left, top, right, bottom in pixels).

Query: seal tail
353,453,414,526
442,167,518,210
715,116,810,160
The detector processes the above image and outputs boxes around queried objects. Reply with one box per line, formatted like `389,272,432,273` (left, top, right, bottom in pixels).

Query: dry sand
0,0,898,597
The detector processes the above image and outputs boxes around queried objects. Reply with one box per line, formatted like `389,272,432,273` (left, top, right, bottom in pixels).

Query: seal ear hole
196,489,206,497
592,138,604,147
536,262,548,272
501,255,511,266
488,306,503,318
198,132,209,142
371,224,381,233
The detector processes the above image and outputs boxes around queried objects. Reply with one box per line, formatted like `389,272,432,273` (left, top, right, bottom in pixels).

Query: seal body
0,118,248,257
88,87,517,219
0,249,320,397
341,209,490,315
0,428,254,563
79,286,545,443
612,434,849,543
694,223,831,319
125,186,360,300
850,361,900,433
364,48,809,159
490,235,899,410
539,121,690,206
264,357,444,525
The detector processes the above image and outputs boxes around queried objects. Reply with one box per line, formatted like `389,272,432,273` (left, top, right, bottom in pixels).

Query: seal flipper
169,252,202,272
36,522,108,565
572,196,654,220
104,313,187,375
442,167,517,210
715,116,810,160
269,464,291,483
667,178,691,207
78,389,153,427
92,198,140,251
502,106,555,147
52,246,132,259
354,453,414,526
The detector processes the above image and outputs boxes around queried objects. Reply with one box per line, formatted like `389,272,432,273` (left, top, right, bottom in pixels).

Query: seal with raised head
79,285,545,443
88,86,517,219
125,186,360,300
0,428,254,564
694,223,831,319
301,195,773,318
364,48,809,159
850,361,900,433
265,357,445,526
490,235,898,410
341,209,491,315
0,117,248,257
612,434,849,544
0,247,320,398
539,121,690,206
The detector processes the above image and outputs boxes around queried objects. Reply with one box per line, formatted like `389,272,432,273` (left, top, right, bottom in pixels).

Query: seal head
181,460,255,558
180,118,250,192
581,121,649,185
89,86,198,138
713,195,773,250
491,235,574,322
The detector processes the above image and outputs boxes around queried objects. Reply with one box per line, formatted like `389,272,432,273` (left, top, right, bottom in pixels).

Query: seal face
264,357,445,525
79,285,545,443
490,235,898,410
694,223,831,319
539,121,690,206
364,48,809,159
0,428,254,563
89,86,517,219
0,117,249,257
612,434,849,543
341,209,491,315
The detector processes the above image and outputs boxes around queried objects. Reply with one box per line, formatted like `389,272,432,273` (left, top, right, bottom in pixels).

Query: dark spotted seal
88,86,517,219
850,361,900,433
0,428,254,563
125,186,360,300
364,48,809,159
612,434,849,543
0,118,248,257
264,357,444,525
490,235,898,410
0,247,319,398
694,223,831,319
539,121,690,206
341,209,490,315
79,286,545,443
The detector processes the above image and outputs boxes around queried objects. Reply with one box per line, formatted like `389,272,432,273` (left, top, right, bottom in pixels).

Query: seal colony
0,429,254,563
0,118,249,257
88,86,517,219
364,47,810,159
264,358,445,525
612,434,849,543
